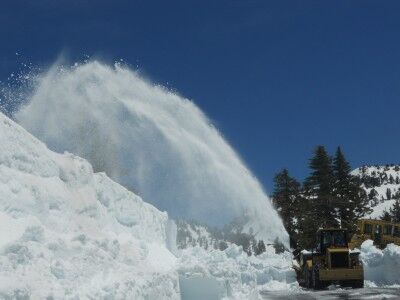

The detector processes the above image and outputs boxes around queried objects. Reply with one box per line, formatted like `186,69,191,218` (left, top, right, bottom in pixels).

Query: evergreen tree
273,237,286,254
272,169,302,247
304,146,337,227
295,198,317,249
386,188,392,200
368,188,378,200
381,210,392,222
254,240,266,255
297,146,336,249
390,200,400,223
332,147,370,232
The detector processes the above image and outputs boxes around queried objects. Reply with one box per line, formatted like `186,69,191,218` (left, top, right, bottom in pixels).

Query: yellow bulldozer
294,228,364,289
349,219,400,249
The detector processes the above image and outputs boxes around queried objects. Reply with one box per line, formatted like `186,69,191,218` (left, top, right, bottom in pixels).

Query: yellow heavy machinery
349,219,400,249
294,228,364,289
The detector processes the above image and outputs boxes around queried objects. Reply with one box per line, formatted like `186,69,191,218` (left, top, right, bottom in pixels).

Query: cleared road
261,287,400,299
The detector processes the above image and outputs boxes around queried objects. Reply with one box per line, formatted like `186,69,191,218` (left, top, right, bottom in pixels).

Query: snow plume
15,61,287,245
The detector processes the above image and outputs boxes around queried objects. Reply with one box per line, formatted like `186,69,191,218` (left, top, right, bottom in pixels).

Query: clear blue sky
1,0,400,192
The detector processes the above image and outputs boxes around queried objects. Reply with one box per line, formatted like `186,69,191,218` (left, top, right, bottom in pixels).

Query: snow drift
360,240,400,286
15,61,287,245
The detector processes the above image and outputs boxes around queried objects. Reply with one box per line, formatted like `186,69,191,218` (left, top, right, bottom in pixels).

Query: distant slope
352,165,400,219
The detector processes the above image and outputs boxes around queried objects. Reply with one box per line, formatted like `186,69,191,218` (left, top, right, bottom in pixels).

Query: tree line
272,146,370,249
381,201,400,223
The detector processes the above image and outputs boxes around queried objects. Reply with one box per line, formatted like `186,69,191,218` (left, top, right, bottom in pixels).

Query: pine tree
332,147,370,232
295,197,318,249
272,169,302,247
390,200,400,222
332,146,351,227
386,188,392,200
254,240,266,255
368,188,378,200
381,210,392,222
295,146,337,249
304,146,337,228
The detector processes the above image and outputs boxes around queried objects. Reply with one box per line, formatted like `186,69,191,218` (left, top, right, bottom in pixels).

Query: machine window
332,231,347,247
322,232,333,248
383,225,393,235
394,226,400,238
364,223,372,234
322,231,347,248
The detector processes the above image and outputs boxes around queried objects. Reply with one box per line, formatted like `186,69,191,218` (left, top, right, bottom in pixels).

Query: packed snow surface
360,240,400,286
15,61,288,245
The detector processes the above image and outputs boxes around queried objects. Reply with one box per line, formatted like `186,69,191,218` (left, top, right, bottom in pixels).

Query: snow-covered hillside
352,165,400,218
0,112,179,299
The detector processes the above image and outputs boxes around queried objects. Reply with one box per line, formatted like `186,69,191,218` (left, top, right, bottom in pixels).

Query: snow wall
0,111,179,298
15,61,288,245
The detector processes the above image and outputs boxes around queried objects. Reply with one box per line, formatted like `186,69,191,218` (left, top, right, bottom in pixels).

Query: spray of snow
15,61,287,244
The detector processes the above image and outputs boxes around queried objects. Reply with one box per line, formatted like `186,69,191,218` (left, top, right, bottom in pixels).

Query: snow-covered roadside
360,240,400,286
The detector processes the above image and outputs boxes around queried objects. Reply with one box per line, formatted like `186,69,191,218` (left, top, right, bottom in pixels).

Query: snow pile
360,240,400,286
15,61,288,245
178,245,297,299
0,112,179,299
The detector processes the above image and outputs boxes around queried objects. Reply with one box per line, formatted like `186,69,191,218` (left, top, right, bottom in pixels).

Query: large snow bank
360,240,400,286
178,245,297,299
0,112,179,299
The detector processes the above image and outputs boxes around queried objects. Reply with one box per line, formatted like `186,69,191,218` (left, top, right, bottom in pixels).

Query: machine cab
316,229,348,254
